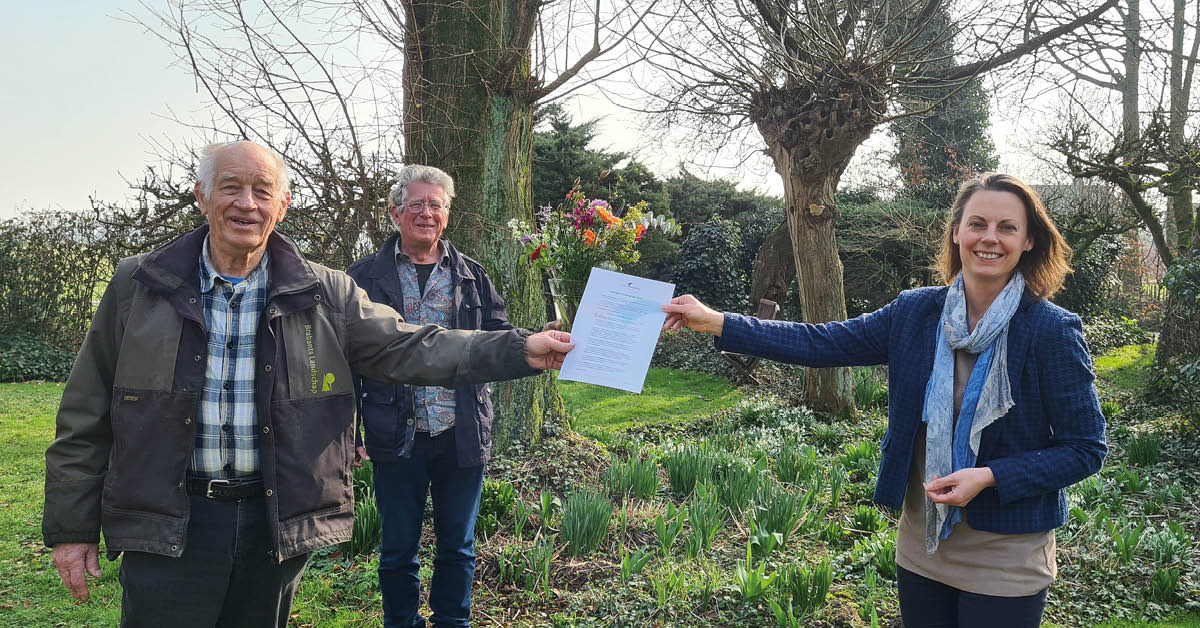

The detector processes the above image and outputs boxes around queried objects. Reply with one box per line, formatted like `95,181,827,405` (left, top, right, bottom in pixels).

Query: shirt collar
199,237,269,293
395,238,449,267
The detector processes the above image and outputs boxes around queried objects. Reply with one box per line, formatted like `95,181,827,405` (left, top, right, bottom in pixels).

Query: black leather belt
186,477,264,501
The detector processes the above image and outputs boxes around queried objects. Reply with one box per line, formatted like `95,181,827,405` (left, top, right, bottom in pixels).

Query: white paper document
558,268,675,393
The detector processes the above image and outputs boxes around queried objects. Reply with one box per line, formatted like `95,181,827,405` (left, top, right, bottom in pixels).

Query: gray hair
388,165,456,209
195,141,290,197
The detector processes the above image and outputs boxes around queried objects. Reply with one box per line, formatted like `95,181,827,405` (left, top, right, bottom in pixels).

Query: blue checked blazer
715,286,1107,534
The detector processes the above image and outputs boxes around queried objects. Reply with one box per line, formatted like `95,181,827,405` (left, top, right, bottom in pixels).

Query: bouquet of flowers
508,181,679,327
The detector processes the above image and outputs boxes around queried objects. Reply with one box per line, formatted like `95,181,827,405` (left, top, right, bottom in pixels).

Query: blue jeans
896,565,1048,628
374,431,485,628
118,494,308,628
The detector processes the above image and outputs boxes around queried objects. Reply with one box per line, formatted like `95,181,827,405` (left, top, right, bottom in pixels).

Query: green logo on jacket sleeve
322,373,336,392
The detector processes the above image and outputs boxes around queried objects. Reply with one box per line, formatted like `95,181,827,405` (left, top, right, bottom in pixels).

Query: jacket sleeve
339,272,538,387
42,262,128,547
713,295,898,367
985,310,1107,503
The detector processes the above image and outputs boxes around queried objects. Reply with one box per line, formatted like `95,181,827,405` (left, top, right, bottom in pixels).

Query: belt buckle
205,479,231,499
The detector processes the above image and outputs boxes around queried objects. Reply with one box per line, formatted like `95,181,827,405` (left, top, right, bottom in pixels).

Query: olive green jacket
42,226,537,560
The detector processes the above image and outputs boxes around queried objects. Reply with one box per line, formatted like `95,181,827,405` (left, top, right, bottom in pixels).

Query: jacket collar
368,234,477,297
134,224,319,299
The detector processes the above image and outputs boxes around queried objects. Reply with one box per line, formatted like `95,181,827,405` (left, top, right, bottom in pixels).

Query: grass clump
561,489,612,557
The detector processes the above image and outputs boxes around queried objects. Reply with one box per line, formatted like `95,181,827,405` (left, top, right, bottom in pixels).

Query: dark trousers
118,494,309,628
374,431,485,628
896,564,1048,628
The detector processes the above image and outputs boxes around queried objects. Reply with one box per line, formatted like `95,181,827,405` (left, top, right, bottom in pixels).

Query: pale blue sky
0,0,210,218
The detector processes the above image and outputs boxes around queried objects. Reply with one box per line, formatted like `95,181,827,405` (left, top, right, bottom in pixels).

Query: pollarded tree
638,0,1116,413
144,0,657,450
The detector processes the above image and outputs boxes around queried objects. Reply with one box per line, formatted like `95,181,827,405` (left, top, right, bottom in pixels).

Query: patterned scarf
921,272,1024,553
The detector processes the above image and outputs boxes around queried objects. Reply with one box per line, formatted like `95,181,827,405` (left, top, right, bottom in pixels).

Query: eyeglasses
401,200,447,214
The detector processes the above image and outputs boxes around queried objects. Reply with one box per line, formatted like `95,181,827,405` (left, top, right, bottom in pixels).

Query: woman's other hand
661,295,725,336
924,467,996,507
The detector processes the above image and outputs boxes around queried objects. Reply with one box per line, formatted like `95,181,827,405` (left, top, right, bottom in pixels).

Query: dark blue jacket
349,235,511,467
715,286,1107,534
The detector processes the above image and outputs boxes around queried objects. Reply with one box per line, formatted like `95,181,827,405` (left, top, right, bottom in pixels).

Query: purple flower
588,199,611,211
520,234,532,245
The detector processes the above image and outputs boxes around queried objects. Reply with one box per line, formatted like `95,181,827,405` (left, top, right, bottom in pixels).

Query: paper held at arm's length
558,268,674,394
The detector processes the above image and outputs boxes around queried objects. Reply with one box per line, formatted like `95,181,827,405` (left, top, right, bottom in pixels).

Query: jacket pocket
104,388,195,517
270,393,355,522
360,378,406,452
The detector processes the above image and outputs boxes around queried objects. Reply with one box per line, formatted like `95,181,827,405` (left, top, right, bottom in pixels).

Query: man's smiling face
196,142,290,266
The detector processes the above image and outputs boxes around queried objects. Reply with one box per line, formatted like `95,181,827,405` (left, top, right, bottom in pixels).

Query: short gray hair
388,165,455,209
196,141,290,197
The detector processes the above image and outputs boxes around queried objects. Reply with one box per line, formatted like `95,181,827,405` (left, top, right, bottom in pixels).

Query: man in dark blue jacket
349,165,523,628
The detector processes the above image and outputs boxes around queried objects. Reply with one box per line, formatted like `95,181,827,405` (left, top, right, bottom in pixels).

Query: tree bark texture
403,0,562,451
750,223,796,310
748,74,886,414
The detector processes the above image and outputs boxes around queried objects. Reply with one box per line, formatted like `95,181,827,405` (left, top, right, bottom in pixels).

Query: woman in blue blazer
663,173,1106,627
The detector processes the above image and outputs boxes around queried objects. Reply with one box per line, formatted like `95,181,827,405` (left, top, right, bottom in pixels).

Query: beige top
895,351,1056,597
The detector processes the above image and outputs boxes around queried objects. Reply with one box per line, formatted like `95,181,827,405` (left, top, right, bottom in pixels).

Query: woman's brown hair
936,173,1072,298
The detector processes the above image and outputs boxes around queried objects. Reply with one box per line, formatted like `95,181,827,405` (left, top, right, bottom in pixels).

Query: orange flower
583,229,596,246
596,207,621,227
635,224,646,241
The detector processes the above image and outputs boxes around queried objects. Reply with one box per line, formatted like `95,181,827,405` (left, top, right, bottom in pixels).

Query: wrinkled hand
53,542,102,602
924,467,996,508
541,319,562,332
524,330,575,370
661,294,725,336
354,446,371,468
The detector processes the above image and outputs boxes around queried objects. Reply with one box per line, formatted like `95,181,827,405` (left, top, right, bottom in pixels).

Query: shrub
0,332,76,382
561,490,612,557
1082,315,1151,353
672,214,749,313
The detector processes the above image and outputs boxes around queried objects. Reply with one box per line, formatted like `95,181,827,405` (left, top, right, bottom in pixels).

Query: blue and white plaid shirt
194,239,269,478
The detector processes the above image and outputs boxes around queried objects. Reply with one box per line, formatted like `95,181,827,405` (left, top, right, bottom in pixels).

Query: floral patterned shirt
396,240,457,435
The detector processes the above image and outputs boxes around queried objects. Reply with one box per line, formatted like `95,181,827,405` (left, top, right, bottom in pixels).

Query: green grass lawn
1094,343,1156,394
3,353,1197,627
559,367,742,442
0,382,123,627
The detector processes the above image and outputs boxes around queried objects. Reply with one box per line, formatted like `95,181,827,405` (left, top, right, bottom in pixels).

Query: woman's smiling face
953,189,1033,287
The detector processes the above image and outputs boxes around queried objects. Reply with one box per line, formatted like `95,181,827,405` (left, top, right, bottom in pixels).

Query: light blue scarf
921,272,1024,553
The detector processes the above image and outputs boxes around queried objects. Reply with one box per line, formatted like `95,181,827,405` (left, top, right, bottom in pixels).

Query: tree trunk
403,0,561,451
748,76,885,415
749,222,796,310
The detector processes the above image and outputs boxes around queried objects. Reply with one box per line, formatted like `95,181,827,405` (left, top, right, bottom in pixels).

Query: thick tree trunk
749,223,796,309
748,74,885,415
403,0,561,451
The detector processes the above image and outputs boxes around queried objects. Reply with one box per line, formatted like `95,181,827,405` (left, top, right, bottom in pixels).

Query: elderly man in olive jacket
42,141,572,628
